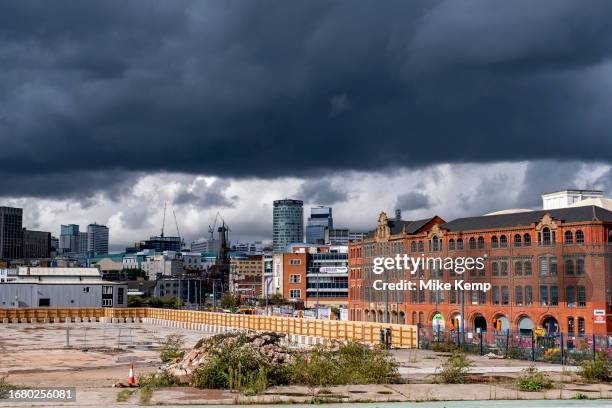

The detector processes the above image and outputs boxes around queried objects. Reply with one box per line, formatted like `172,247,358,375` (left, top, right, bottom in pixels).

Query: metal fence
418,325,612,364
62,326,144,350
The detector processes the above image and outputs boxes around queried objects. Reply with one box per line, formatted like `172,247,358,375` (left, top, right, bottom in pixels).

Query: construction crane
160,202,167,237
172,208,184,248
208,211,230,241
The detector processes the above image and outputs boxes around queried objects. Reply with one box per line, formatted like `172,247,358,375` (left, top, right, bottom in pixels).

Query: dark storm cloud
173,179,236,208
396,191,432,211
515,161,586,208
2,0,612,198
0,169,140,203
297,180,349,205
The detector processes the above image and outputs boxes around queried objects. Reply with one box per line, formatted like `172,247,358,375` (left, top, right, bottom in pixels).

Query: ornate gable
374,212,391,242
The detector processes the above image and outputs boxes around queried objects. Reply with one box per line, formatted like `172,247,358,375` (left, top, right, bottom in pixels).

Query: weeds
138,370,178,404
191,333,291,392
159,333,186,363
115,389,135,402
0,377,19,399
578,352,611,383
435,350,472,383
516,366,553,391
191,339,399,395
290,342,400,389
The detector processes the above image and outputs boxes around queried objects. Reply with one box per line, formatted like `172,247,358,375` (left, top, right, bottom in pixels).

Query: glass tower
273,199,304,253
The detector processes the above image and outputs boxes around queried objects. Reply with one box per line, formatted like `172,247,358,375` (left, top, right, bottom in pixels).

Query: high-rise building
191,237,221,254
327,228,349,246
306,206,333,244
60,224,80,254
23,229,51,259
273,199,304,253
87,223,109,255
79,232,88,255
0,207,23,260
50,236,59,252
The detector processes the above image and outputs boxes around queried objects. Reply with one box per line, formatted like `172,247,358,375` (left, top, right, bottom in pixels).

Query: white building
542,189,603,210
141,252,183,279
0,267,127,308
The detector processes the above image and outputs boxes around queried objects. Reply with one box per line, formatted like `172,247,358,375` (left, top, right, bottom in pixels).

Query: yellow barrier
0,307,418,348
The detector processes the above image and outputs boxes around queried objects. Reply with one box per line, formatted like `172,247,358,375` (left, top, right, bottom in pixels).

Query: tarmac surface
0,323,610,406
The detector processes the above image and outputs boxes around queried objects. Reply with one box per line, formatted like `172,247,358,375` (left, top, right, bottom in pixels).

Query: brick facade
349,208,612,335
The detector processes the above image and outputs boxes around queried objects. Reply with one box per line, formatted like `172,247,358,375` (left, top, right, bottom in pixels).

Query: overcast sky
1,1,612,249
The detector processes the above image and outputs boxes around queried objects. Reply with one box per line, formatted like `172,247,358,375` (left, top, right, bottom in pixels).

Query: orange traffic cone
128,363,137,386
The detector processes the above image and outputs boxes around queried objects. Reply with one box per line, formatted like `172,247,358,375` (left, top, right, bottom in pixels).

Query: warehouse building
0,267,127,308
349,195,612,336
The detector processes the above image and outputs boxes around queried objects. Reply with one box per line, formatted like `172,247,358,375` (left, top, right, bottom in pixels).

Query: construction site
0,308,610,407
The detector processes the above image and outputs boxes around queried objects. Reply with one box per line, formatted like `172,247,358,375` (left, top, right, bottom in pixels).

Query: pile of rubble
164,331,292,384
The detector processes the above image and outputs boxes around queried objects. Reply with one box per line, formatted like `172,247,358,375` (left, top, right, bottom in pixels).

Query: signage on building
319,266,348,274
594,309,606,324
317,308,332,320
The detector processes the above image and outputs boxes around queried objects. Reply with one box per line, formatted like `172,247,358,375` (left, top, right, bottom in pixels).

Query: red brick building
349,207,612,336
275,244,349,308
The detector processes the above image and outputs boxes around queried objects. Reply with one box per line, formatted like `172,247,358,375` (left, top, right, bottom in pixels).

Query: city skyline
1,2,612,248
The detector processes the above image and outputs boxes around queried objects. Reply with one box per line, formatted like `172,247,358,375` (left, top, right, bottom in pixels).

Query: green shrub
0,377,19,399
116,389,135,402
578,353,611,382
435,350,472,383
138,370,179,389
574,392,589,400
159,334,185,363
127,296,144,307
289,342,400,387
516,366,553,391
191,333,290,393
432,342,459,353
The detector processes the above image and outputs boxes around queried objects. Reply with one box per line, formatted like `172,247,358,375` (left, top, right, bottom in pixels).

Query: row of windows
359,285,587,307
360,229,587,257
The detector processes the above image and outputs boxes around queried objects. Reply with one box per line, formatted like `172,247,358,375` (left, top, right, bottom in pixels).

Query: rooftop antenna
160,202,167,237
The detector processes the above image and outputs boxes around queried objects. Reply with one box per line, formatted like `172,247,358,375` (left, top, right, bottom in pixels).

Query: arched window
448,239,455,250
564,231,573,245
432,236,440,251
514,261,522,276
542,227,551,245
469,237,476,249
457,238,463,250
514,234,521,247
418,312,424,325
492,262,499,276
500,235,508,248
411,242,417,252
576,258,584,275
418,241,424,252
576,230,584,244
412,311,417,325
491,236,499,248
524,233,531,247
565,259,574,275
478,236,485,249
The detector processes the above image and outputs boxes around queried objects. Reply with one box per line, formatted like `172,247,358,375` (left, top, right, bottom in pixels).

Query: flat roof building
0,267,127,308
